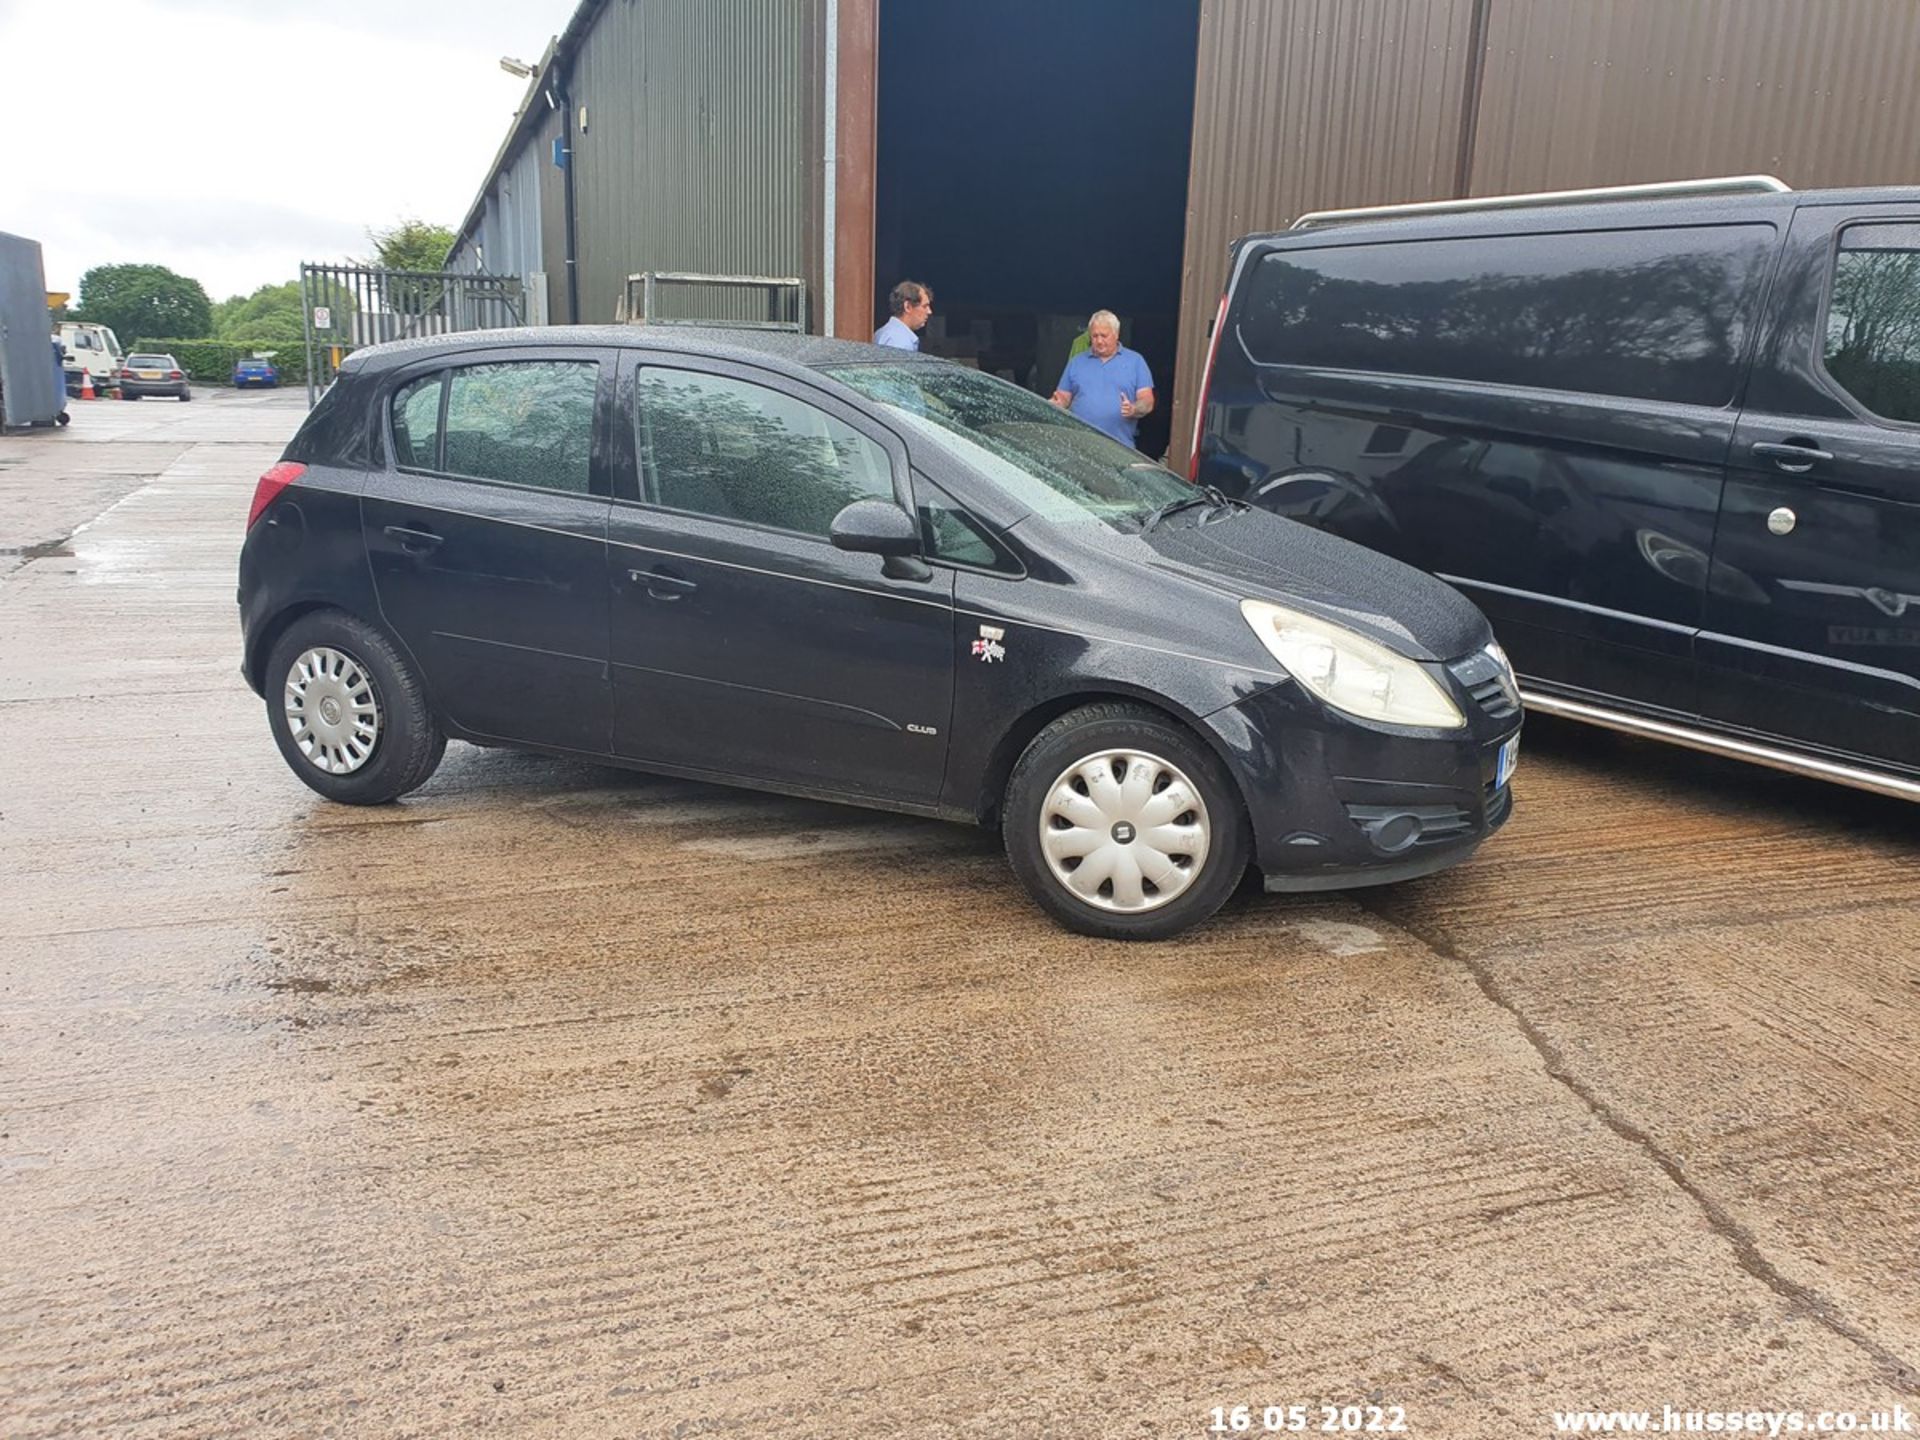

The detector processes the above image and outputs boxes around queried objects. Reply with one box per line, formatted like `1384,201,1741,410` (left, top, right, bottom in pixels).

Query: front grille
1484,779,1513,828
1449,650,1520,720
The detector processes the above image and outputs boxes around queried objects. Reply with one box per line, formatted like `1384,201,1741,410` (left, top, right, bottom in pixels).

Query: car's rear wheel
1002,702,1250,941
265,611,445,805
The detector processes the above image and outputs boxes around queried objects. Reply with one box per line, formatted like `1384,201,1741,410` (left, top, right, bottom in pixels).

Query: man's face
1088,324,1119,358
906,291,933,331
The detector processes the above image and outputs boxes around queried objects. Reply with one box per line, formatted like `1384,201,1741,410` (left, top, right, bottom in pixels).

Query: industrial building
449,0,1920,465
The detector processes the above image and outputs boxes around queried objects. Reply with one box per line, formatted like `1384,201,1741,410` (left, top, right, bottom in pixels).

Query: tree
213,281,308,343
365,219,457,273
74,264,213,348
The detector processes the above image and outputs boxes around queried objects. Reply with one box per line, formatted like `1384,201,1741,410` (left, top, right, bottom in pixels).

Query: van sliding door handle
1751,441,1833,471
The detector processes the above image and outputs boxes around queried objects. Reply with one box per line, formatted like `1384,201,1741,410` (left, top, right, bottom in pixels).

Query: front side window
443,360,597,493
1824,223,1920,424
635,368,894,536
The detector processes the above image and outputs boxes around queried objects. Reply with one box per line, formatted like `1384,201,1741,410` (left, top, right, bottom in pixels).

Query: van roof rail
1288,175,1791,231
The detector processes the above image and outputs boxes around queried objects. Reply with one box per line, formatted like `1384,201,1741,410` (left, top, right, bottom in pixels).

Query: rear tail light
247,461,306,530
168,370,183,380
1188,288,1230,483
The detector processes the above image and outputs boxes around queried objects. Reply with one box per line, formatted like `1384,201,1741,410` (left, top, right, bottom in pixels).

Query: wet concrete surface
2,392,1916,1438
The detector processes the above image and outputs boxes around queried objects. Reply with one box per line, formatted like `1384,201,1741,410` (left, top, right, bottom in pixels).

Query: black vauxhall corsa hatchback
238,328,1522,940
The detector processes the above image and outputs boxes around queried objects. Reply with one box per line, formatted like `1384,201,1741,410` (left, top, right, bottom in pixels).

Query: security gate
299,263,528,405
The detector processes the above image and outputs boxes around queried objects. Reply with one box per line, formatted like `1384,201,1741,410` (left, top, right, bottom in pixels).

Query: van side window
1239,225,1776,407
1824,223,1920,425
443,361,597,493
635,368,894,537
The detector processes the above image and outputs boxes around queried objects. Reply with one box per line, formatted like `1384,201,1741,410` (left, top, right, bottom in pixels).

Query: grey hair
1087,310,1121,334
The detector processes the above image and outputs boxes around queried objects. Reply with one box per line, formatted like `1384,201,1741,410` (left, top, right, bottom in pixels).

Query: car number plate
137,370,161,379
1496,735,1519,788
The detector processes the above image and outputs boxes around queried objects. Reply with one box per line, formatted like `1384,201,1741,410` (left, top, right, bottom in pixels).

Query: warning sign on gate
312,306,331,329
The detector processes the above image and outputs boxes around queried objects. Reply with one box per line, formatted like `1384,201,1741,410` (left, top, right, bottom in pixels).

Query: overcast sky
0,0,579,302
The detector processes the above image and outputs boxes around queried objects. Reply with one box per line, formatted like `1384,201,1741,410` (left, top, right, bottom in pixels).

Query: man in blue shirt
1050,310,1154,448
874,280,933,350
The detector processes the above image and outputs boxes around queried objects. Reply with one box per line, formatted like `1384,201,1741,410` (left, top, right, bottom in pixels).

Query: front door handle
631,566,699,600
1751,440,1834,473
383,524,443,554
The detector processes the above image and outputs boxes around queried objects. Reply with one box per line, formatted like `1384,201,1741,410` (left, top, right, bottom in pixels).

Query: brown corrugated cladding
1469,0,1920,195
570,0,827,326
1168,0,1481,469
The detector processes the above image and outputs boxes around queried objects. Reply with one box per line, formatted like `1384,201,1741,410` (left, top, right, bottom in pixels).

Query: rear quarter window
1237,223,1777,407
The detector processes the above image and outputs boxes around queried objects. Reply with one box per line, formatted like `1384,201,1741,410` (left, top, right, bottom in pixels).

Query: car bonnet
1082,507,1492,662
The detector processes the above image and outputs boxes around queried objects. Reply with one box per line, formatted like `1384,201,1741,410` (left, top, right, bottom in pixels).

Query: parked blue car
233,356,279,388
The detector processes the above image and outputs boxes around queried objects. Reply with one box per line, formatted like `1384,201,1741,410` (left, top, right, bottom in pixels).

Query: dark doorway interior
875,0,1200,459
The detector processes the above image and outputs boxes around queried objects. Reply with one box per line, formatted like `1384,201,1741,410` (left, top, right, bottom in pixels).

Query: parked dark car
233,356,279,388
238,328,1520,939
119,353,191,401
1191,177,1920,803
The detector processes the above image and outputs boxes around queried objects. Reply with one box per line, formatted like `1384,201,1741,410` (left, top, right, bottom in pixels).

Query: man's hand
1049,389,1072,409
1120,386,1155,420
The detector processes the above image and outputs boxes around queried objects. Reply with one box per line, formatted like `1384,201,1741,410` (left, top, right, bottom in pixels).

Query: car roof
337,325,945,380
1238,185,1920,252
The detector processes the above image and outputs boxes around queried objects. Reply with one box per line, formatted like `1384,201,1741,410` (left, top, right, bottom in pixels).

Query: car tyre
265,611,446,805
179,391,191,402
1002,702,1250,941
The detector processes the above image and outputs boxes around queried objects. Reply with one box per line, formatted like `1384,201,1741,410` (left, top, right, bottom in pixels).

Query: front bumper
1205,666,1521,892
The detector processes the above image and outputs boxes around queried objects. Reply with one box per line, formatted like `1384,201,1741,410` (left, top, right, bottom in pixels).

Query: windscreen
822,363,1190,530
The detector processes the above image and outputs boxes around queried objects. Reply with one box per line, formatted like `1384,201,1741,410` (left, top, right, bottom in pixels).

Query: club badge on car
971,624,1007,663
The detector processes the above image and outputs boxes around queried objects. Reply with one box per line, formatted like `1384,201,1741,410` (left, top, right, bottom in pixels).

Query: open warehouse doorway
872,0,1200,459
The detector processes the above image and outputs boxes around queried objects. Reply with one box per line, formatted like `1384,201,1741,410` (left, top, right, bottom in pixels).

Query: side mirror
829,498,920,557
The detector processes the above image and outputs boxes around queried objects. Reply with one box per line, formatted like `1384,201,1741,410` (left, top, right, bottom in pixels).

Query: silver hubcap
1038,748,1210,913
284,647,380,774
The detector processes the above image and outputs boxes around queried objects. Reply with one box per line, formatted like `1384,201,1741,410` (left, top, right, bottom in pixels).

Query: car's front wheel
264,611,446,805
1002,702,1250,940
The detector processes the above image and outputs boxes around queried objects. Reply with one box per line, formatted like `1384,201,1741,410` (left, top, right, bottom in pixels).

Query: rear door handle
631,566,699,600
383,524,443,554
1751,441,1834,472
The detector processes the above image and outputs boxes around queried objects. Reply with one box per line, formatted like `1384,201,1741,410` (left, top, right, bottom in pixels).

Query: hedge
142,338,309,386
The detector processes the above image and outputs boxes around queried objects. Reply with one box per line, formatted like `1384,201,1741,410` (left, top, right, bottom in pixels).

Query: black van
1190,177,1920,802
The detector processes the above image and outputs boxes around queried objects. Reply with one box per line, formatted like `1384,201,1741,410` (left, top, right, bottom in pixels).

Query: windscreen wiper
1136,484,1246,533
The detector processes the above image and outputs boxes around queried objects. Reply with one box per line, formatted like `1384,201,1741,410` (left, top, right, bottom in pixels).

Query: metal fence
620,271,807,331
299,263,529,405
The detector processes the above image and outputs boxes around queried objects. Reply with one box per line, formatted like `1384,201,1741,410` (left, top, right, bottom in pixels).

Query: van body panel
1197,187,1920,792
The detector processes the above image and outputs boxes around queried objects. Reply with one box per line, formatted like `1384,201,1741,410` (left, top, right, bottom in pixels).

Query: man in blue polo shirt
1050,310,1154,449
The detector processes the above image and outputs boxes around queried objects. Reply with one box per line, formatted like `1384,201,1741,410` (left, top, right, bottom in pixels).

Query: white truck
57,321,122,396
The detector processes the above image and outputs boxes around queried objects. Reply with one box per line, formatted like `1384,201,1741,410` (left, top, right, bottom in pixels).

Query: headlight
1241,599,1465,729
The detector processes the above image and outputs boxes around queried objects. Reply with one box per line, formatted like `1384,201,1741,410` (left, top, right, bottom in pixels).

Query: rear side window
1237,224,1776,407
390,361,599,492
635,368,894,537
392,373,443,469
443,361,597,493
1823,222,1920,425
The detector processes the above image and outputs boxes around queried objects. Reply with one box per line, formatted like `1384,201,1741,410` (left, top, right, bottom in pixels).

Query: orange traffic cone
80,373,94,400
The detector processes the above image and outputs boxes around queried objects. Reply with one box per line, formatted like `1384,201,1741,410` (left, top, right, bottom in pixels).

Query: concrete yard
3,391,1916,1438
